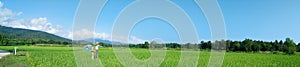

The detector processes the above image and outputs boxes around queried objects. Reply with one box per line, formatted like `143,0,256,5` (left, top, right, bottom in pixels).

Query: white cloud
0,1,22,22
95,32,110,40
72,29,98,40
0,1,146,43
28,17,61,34
0,2,3,8
0,1,62,37
71,29,111,40
0,8,21,22
130,36,147,44
71,29,146,44
1,17,62,34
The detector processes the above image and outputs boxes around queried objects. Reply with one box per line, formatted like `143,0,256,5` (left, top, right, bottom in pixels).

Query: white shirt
95,45,99,50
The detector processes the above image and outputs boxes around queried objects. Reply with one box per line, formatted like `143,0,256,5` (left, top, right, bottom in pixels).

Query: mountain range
0,25,71,42
0,25,121,45
85,38,124,44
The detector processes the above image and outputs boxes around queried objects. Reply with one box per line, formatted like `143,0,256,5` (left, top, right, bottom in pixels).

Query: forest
99,38,300,55
1,31,299,55
0,34,70,46
0,25,71,46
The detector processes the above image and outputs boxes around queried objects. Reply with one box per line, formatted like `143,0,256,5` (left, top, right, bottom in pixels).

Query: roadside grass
0,54,29,67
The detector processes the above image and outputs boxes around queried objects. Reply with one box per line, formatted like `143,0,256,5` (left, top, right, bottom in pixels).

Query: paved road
0,50,10,59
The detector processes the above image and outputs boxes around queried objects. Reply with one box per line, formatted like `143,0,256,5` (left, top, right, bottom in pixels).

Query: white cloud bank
0,2,3,8
0,1,147,44
0,1,61,34
1,17,62,34
71,29,146,44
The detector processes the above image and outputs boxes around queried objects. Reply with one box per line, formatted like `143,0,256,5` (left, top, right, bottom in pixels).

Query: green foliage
98,42,112,47
279,40,284,51
0,46,75,67
0,25,71,46
242,39,254,52
274,40,280,51
0,34,8,46
251,42,261,52
297,43,300,52
233,42,241,51
99,38,299,54
283,38,296,55
0,54,29,67
166,43,181,49
199,41,212,50
136,41,150,48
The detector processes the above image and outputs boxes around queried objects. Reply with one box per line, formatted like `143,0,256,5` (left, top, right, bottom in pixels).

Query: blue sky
0,0,299,43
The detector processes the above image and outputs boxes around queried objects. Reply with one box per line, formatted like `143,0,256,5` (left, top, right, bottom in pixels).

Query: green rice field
0,46,299,67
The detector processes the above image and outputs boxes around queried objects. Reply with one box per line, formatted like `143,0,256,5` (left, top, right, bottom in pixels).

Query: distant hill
0,25,71,45
85,38,124,45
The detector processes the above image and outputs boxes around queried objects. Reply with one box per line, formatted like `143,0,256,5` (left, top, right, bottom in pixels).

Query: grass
0,46,76,67
0,54,29,67
0,46,300,67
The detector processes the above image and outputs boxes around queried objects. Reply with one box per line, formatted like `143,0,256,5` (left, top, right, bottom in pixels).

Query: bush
272,51,279,54
16,51,27,56
283,38,296,55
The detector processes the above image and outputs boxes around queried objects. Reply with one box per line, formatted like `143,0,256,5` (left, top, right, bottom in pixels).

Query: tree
139,41,149,48
297,43,300,52
207,41,212,49
0,34,8,46
233,42,241,51
213,40,226,50
199,41,205,49
62,41,69,45
283,38,296,55
266,43,273,51
166,43,180,49
274,40,280,51
226,40,232,52
199,41,211,50
183,43,193,49
279,40,284,51
242,39,254,52
251,41,261,52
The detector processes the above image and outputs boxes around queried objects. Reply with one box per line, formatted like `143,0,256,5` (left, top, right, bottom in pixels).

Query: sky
0,0,299,43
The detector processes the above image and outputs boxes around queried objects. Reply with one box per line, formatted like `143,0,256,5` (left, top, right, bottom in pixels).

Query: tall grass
0,46,299,67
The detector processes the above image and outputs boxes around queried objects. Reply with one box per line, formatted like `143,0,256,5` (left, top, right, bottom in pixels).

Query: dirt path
0,50,10,59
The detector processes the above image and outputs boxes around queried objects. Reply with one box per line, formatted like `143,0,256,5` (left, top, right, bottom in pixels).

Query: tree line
98,38,300,55
0,34,70,46
1,32,299,55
